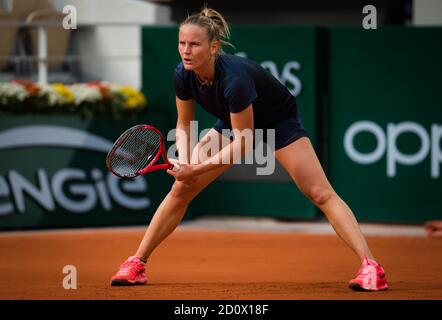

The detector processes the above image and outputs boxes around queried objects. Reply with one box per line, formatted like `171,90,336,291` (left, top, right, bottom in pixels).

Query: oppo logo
344,121,442,178
236,52,302,97
0,125,151,215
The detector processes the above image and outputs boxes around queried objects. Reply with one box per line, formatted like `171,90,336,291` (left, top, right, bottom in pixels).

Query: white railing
0,21,150,87
37,26,47,84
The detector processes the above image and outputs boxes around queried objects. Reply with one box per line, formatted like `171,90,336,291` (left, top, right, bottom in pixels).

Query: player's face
178,24,218,72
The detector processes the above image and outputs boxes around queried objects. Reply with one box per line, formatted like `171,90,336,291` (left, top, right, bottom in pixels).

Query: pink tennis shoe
349,257,388,291
110,256,147,286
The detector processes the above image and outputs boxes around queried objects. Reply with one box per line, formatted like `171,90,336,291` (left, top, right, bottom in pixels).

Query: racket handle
172,163,180,171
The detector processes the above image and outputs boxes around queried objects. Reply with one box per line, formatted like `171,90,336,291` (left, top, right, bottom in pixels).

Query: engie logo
236,52,302,97
344,121,442,178
0,125,151,216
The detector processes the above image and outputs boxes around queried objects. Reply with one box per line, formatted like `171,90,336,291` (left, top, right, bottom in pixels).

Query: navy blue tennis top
173,54,298,128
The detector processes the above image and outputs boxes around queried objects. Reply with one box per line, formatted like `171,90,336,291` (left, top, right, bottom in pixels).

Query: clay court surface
0,219,441,300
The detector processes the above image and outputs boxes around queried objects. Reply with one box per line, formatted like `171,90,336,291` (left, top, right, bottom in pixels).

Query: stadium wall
0,25,441,230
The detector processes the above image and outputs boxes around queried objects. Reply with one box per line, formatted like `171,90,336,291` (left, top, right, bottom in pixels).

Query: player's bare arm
168,104,254,182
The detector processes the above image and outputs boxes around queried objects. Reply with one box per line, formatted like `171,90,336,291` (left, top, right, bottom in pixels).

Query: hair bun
180,7,233,54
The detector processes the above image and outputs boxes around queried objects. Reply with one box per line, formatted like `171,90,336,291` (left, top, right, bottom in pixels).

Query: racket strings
111,128,161,177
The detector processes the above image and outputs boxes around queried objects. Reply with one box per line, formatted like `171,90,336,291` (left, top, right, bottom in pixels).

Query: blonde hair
180,7,233,54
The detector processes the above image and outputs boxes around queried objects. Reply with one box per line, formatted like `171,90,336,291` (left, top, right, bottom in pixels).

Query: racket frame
106,124,173,178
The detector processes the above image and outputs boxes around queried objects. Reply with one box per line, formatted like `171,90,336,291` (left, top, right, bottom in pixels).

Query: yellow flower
52,83,74,104
119,85,147,109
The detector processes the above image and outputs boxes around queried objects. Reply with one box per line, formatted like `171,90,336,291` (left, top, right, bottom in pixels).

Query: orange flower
87,80,109,98
11,79,40,95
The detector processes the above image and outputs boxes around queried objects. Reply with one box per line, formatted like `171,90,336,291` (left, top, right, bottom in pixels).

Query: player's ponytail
200,8,232,50
180,7,234,55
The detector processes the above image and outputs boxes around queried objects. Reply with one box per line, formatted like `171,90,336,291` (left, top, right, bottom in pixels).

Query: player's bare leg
275,137,374,263
134,129,231,261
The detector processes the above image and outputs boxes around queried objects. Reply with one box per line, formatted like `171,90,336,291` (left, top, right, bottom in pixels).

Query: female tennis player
110,8,388,291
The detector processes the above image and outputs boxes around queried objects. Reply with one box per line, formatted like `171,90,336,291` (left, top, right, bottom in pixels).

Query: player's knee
170,181,199,203
307,185,334,207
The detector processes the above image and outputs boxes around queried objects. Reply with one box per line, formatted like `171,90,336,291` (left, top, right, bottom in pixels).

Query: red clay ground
0,227,441,300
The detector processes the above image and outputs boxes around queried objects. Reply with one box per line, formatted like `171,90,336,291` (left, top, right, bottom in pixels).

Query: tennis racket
106,124,179,179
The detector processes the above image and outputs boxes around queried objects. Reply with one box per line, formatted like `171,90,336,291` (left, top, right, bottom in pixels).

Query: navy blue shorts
213,111,309,150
